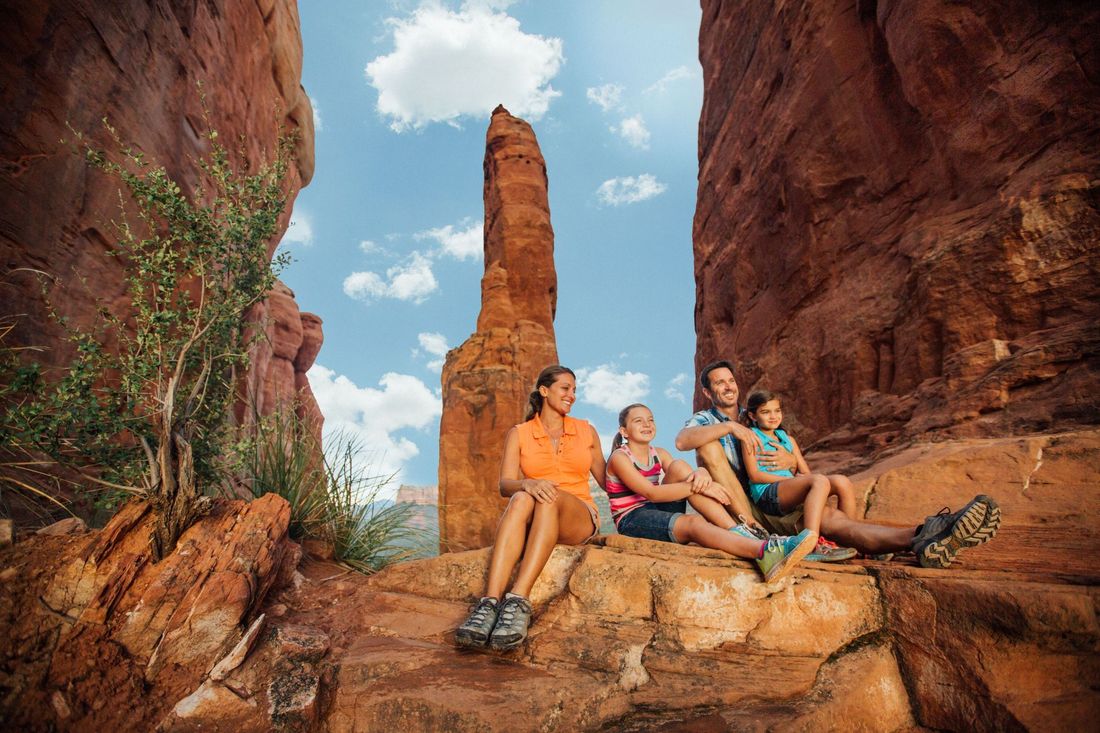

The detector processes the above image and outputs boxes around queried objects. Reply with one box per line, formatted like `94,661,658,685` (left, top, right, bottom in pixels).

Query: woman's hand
522,478,559,504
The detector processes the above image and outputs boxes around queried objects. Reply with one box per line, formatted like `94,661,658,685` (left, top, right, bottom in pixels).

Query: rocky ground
2,429,1096,731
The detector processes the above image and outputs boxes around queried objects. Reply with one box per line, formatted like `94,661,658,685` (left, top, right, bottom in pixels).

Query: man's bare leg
695,441,761,528
818,507,915,554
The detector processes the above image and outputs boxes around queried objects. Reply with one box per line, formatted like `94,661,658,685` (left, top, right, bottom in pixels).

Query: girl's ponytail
613,403,649,450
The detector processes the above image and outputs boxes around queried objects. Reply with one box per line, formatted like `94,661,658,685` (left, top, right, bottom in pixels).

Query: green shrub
1,116,292,558
243,409,428,574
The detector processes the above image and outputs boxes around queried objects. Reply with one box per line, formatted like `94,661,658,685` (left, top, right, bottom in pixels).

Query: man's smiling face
703,366,739,411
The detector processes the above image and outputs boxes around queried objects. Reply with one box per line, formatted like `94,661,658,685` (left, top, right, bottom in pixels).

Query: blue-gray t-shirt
683,407,747,475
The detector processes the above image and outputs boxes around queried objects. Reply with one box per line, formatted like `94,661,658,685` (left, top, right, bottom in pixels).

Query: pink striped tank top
605,445,664,525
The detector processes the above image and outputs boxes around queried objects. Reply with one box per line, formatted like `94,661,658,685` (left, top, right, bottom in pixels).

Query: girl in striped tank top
607,403,816,582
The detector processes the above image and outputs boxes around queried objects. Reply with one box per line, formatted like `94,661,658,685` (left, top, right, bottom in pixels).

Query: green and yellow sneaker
756,529,817,582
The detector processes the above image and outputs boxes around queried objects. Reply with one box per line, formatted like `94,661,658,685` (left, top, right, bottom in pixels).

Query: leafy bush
0,117,292,558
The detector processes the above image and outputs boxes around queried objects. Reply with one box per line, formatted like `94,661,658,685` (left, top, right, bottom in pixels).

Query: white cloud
586,83,623,112
308,365,442,490
596,174,667,206
282,206,314,246
575,364,650,413
365,3,564,131
644,65,698,95
664,372,688,403
343,252,438,303
416,219,483,260
312,104,323,132
417,331,450,372
612,114,650,149
359,240,379,254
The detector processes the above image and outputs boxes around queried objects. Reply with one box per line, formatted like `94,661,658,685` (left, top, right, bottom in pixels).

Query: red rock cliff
0,0,322,457
693,0,1100,449
438,106,559,552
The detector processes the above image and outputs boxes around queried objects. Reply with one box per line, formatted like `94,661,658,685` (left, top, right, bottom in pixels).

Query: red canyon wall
438,106,559,552
0,0,321,452
693,0,1100,449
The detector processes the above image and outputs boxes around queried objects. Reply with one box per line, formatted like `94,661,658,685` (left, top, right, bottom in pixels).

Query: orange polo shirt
515,415,596,512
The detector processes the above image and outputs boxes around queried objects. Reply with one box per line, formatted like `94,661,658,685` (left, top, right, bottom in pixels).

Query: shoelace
816,537,841,551
497,597,526,623
467,599,496,623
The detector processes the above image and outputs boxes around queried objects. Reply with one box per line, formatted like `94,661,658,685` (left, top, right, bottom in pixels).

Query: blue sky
283,1,704,492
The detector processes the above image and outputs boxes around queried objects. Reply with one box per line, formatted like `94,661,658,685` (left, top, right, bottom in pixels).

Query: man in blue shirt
676,360,1001,567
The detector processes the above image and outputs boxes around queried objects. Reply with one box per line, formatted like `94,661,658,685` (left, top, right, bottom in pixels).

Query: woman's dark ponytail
525,365,576,420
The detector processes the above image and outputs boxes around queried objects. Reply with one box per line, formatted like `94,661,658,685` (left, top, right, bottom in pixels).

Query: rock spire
437,106,559,552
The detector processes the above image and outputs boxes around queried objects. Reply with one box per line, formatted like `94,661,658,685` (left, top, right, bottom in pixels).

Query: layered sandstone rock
264,430,1099,731
693,0,1100,448
4,438,1096,730
236,280,325,449
0,0,320,467
0,495,321,731
438,106,559,552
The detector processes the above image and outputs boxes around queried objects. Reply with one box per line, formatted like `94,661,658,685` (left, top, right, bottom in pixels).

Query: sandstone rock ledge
2,432,1097,731
272,431,1099,732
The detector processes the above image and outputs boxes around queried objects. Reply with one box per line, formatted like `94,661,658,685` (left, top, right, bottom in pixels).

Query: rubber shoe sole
764,531,818,583
919,495,1001,569
454,627,490,648
805,545,858,562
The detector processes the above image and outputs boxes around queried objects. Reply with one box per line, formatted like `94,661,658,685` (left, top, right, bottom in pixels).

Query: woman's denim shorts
616,504,684,543
754,482,783,516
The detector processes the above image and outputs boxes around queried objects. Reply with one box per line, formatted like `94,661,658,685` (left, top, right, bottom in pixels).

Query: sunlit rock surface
692,0,1100,450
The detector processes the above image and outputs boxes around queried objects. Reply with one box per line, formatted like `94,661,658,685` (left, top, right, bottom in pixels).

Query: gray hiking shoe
455,597,499,648
913,495,1001,569
488,594,533,651
805,536,858,563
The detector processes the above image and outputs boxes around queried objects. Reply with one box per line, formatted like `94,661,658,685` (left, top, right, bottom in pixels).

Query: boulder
0,495,295,731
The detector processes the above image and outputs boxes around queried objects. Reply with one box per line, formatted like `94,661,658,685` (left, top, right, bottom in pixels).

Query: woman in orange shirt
455,365,606,651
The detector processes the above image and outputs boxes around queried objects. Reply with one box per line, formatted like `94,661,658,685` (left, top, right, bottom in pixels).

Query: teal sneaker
756,529,817,582
730,523,768,540
913,495,1001,569
805,536,858,563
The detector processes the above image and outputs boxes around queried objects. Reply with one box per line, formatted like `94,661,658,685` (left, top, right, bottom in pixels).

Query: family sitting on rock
454,362,1001,652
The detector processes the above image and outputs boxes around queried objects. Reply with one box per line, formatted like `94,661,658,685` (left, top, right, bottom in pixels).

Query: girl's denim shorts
616,504,684,543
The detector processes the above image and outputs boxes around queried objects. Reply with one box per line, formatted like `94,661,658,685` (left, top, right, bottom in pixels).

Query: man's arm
676,420,764,453
675,421,733,452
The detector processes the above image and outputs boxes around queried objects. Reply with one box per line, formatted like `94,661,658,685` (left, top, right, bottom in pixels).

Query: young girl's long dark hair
612,403,649,450
525,365,577,420
745,390,780,427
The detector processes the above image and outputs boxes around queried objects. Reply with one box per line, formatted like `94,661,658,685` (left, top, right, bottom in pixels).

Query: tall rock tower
438,106,558,552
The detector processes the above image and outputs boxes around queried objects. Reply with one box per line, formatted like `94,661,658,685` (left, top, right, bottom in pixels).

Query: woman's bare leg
510,493,594,597
485,492,536,599
671,514,764,558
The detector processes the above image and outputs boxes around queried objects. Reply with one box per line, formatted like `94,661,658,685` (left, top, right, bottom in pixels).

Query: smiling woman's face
541,372,577,415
